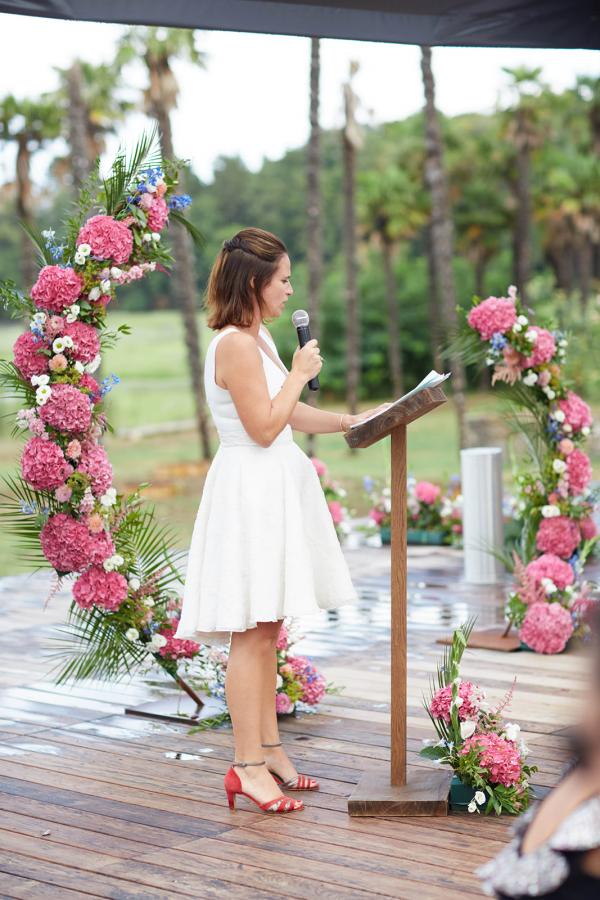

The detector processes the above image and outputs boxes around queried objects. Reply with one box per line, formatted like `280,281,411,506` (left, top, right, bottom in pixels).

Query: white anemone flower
78,242,92,256
52,337,66,354
474,791,486,805
35,385,52,405
74,251,87,266
125,628,139,642
467,800,478,813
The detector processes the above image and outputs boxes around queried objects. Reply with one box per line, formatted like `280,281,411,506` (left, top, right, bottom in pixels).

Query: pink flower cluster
467,296,517,341
13,331,49,379
78,374,101,404
523,327,556,367
429,680,483,723
146,197,169,232
328,500,343,525
461,732,522,787
536,516,580,559
39,383,92,434
77,443,113,496
566,449,592,495
73,565,128,611
580,517,597,541
157,623,200,659
525,553,574,590
276,692,294,714
311,457,327,478
21,437,71,490
30,266,83,312
558,391,592,433
415,481,441,505
62,321,100,364
77,214,133,264
286,654,327,705
521,602,574,654
40,513,113,573
276,623,290,650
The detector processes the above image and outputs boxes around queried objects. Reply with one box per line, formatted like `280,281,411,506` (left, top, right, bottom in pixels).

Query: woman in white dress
175,228,389,814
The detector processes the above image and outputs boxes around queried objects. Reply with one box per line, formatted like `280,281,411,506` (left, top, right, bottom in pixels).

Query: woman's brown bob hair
205,227,288,330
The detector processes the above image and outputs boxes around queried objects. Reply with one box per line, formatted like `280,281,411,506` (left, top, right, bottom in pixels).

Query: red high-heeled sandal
262,741,320,791
224,760,304,813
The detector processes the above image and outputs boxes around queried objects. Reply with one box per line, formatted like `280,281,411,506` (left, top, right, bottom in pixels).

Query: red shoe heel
224,762,303,814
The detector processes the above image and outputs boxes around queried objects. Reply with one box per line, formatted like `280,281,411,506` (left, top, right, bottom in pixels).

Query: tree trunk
420,46,467,448
382,237,403,396
67,61,90,192
150,69,212,460
425,223,443,373
577,232,593,313
342,86,360,415
16,137,37,290
306,37,322,457
513,108,532,306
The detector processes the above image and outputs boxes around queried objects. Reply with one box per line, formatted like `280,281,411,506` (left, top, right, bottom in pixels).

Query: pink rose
49,353,68,373
275,692,294,714
86,513,104,534
558,438,574,456
66,439,82,460
415,481,441,505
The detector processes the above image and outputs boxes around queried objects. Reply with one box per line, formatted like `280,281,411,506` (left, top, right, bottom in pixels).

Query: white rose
101,279,112,294
553,459,566,474
552,410,565,423
78,243,92,257
581,426,590,436
151,233,161,243
525,329,538,343
142,233,152,243
125,628,139,642
35,385,52,405
52,337,66,353
542,578,557,595
460,720,476,740
504,722,521,743
563,423,572,433
276,674,283,689
89,286,101,301
66,313,77,324
468,800,477,814
545,388,556,400
541,505,560,518
74,361,85,374
474,790,486,805
512,323,522,334
143,598,155,608
70,304,80,316
517,315,529,326
150,633,167,650
33,311,47,324
110,267,123,279
103,558,115,572
74,251,87,266
129,577,141,591
522,371,538,386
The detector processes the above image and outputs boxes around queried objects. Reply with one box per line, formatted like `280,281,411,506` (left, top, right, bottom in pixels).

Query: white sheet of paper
349,370,451,429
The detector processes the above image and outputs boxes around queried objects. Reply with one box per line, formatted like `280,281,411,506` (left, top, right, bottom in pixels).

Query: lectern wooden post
344,386,453,816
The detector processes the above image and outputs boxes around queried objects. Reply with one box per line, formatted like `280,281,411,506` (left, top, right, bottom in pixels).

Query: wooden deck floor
0,546,591,899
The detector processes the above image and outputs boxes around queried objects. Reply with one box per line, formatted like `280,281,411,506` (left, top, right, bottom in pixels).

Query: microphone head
292,309,310,328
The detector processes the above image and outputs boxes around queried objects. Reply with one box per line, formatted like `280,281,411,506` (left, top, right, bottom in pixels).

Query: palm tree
359,166,428,396
420,46,467,447
342,61,363,415
119,27,212,460
0,96,61,289
502,66,546,305
306,37,322,457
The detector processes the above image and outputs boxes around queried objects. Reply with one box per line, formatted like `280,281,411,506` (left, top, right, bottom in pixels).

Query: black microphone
292,309,320,391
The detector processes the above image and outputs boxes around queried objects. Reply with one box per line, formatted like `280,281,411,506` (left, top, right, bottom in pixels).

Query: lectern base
437,626,521,652
347,767,452,817
124,694,226,726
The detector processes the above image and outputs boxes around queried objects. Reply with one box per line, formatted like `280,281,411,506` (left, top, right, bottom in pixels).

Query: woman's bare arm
289,401,348,434
216,332,308,447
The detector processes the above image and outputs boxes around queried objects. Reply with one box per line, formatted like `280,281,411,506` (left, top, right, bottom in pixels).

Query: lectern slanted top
344,384,451,816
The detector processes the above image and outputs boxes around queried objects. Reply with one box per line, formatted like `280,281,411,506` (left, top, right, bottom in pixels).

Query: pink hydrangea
66,439,82,460
558,391,592,433
276,623,290,650
525,553,574,590
520,602,574,654
535,516,581,559
301,674,326,705
146,197,169,232
40,513,95,572
62,321,100,364
370,507,386,526
77,214,133,264
467,296,517,341
523,327,557,367
72,566,128,611
286,655,327,705
566,449,592,495
88,530,115,565
461,732,522,787
328,500,343,525
45,315,65,338
429,680,483,723
580,517,597,541
21,437,71,490
275,692,294,714
13,331,49,379
39,383,92,434
157,622,200,660
311,457,327,478
415,481,441,505
54,484,72,503
78,374,101,404
77,443,113,496
30,266,84,313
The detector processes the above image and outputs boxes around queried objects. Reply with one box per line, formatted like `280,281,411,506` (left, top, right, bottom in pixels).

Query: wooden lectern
344,385,453,816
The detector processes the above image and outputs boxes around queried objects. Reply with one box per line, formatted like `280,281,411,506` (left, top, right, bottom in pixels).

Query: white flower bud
125,628,139,642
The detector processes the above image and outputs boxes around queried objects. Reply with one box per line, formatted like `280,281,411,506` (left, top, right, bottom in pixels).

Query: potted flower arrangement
420,621,537,815
365,476,463,546
311,457,350,542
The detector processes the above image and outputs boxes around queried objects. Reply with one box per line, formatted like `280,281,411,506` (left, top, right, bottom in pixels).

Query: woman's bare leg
260,620,301,782
225,620,284,803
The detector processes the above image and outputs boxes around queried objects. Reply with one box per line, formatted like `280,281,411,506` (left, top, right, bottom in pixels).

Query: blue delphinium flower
490,332,508,352
99,373,121,398
363,475,374,493
20,500,37,515
168,194,192,210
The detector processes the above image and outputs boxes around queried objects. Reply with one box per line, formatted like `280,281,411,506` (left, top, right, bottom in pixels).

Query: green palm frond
19,220,54,266
50,603,149,683
116,506,185,589
0,474,57,567
169,209,205,249
0,280,33,319
445,329,485,367
0,360,35,404
103,125,162,215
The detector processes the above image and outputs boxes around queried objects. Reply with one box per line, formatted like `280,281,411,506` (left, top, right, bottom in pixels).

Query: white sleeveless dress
175,324,359,646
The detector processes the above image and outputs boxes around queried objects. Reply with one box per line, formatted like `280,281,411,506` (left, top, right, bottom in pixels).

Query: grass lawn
1,310,599,577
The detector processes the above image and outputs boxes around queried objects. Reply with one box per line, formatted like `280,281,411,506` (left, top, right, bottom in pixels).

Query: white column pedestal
460,446,504,585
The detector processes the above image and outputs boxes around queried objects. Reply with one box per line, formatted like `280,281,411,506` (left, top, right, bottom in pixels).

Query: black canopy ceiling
0,1,598,49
